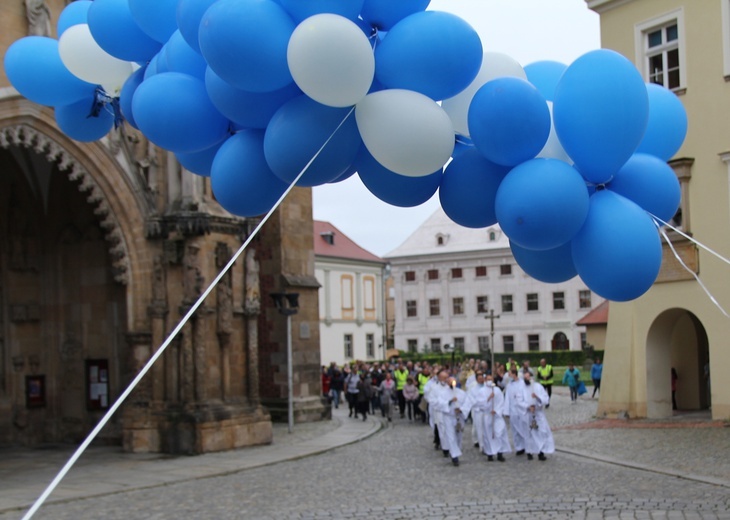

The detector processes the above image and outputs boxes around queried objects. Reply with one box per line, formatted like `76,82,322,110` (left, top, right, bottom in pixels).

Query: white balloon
537,101,573,163
356,89,454,177
442,52,527,137
59,24,135,97
287,14,374,108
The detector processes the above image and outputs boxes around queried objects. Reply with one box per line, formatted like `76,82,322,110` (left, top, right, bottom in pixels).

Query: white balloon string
650,213,730,267
652,217,730,318
20,106,357,520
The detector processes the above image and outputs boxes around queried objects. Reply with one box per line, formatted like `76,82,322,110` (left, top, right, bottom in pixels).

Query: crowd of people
321,356,599,467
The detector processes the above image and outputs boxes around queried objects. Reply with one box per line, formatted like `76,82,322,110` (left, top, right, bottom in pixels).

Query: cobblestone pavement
2,388,728,520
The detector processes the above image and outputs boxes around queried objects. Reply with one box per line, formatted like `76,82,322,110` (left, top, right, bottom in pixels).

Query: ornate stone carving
0,125,130,284
24,0,51,36
182,244,203,305
216,243,233,336
244,248,261,315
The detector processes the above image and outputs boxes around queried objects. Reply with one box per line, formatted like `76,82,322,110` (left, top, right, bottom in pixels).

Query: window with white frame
430,338,442,352
635,9,686,92
579,290,592,309
528,334,540,352
478,336,490,353
454,337,465,352
503,335,514,353
526,293,539,312
406,300,417,317
476,295,489,314
344,334,353,359
407,339,418,354
366,333,375,358
452,297,464,316
553,291,565,311
429,298,440,317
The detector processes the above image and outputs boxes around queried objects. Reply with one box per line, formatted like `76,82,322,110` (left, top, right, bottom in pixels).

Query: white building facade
314,221,387,366
386,209,604,356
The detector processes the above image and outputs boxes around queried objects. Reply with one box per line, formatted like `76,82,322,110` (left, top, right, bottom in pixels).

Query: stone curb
556,446,730,489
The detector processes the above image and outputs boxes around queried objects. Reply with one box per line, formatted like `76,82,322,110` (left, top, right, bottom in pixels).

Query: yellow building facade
588,0,730,419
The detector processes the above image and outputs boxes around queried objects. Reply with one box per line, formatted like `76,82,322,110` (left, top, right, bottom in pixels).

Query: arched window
552,332,569,351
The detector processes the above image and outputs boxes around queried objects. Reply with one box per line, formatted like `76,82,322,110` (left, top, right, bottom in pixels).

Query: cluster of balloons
3,0,688,302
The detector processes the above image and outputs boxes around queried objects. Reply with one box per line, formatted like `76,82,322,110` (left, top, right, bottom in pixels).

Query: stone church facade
0,0,328,454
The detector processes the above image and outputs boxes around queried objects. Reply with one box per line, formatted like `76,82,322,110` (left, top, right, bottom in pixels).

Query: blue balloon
439,148,510,228
199,0,296,93
511,240,577,284
495,158,590,251
278,0,364,23
374,11,482,100
144,54,160,80
211,130,290,217
553,49,649,184
356,147,442,207
524,60,567,102
119,66,146,129
4,37,97,107
264,95,362,186
635,83,688,161
165,31,207,80
132,72,231,153
608,153,681,224
205,67,301,129
468,77,551,167
176,0,217,54
572,190,662,302
87,0,162,62
329,161,358,183
175,140,225,177
129,0,178,44
55,98,114,142
57,1,92,37
361,0,431,30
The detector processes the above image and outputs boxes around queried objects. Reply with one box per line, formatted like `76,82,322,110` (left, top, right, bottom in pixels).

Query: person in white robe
503,367,528,456
462,371,488,452
518,371,555,461
464,370,478,448
481,374,511,461
435,376,466,466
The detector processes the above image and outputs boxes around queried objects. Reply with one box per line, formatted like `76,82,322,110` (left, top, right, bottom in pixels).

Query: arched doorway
552,332,569,351
0,132,127,446
646,308,709,418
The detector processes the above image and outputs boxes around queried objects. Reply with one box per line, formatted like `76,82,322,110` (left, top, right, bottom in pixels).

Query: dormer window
436,233,449,246
487,228,501,242
320,231,335,245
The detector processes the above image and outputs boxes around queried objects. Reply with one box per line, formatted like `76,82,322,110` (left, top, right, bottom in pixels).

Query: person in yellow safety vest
416,368,430,423
537,358,554,408
505,357,516,372
393,362,409,418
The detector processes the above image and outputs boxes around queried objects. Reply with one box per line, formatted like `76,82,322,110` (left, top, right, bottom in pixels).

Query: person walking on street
562,362,581,404
591,358,603,399
356,372,373,421
345,368,361,418
378,372,396,421
403,377,420,420
503,367,528,456
393,362,409,418
435,376,467,466
330,368,344,409
536,358,554,408
519,371,555,461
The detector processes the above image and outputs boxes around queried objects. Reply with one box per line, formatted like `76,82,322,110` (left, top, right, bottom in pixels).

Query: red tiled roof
313,221,385,264
576,300,609,325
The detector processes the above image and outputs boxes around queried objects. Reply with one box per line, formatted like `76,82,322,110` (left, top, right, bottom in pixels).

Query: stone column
244,248,261,403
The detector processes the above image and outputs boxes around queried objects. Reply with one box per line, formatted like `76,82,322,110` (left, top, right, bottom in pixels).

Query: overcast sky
312,0,601,258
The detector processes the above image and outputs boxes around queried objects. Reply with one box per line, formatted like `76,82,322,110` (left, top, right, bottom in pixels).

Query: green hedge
396,350,605,368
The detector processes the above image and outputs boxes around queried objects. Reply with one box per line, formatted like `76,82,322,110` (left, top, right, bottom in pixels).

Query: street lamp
271,292,299,434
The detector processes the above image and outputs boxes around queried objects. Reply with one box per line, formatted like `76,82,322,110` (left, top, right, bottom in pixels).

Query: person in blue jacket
562,363,581,403
591,358,603,398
